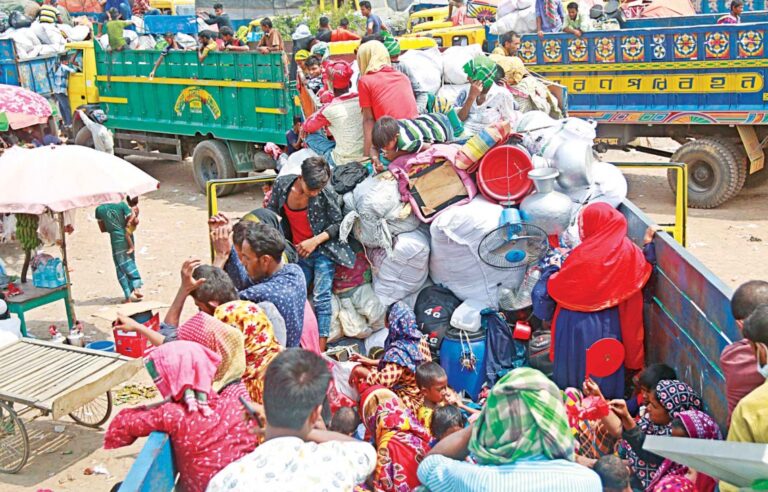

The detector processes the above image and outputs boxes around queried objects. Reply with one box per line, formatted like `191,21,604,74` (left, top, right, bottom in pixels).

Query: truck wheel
73,126,95,148
666,138,746,209
192,140,237,196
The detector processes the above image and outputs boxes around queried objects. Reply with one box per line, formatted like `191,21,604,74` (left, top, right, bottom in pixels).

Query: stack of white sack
398,47,443,95
329,283,387,341
429,197,526,309
340,172,420,254
490,0,537,34
442,44,483,85
369,228,431,306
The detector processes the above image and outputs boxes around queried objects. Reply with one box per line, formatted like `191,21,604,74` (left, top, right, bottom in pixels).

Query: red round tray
477,145,534,203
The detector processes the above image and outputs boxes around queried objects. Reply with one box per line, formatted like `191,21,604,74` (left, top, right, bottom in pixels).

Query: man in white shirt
207,349,376,492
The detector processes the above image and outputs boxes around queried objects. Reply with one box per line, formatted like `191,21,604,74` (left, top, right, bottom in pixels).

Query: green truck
76,42,296,195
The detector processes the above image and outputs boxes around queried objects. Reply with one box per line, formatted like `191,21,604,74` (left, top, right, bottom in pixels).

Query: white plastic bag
31,21,50,44
340,172,420,253
338,296,370,339
278,148,319,177
490,11,520,35
1,214,16,243
175,32,197,50
351,283,386,330
442,44,483,85
42,23,65,46
69,24,90,42
330,294,343,342
78,110,114,154
429,197,525,307
398,48,443,94
437,83,470,106
370,228,430,306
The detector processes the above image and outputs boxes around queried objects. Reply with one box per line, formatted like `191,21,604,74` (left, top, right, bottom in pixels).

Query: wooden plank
0,345,62,377
0,345,52,371
0,340,53,361
3,284,67,304
51,358,142,419
2,353,106,397
653,269,732,367
33,358,114,405
0,350,91,391
119,432,177,492
21,339,133,361
646,303,729,431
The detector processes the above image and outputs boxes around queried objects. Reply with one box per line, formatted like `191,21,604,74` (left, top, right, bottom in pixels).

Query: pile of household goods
294,117,626,403
0,13,92,60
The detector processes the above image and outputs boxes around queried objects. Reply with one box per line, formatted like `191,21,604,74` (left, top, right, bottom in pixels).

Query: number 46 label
424,306,443,318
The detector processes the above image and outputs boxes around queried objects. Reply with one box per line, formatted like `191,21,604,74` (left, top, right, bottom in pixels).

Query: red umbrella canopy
0,84,52,130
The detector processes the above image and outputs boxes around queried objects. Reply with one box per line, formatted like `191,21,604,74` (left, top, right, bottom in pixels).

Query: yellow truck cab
408,7,451,32
403,23,486,49
150,0,194,15
65,40,99,113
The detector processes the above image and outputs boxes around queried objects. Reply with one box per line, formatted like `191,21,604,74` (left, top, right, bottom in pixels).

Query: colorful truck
114,195,740,491
520,13,768,208
0,39,59,97
68,41,296,196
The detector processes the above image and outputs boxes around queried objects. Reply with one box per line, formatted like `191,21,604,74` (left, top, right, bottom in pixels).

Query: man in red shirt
331,18,361,42
356,40,418,171
720,280,768,420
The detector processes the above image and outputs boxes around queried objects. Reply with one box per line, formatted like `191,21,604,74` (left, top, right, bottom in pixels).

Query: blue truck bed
116,198,739,491
0,39,58,97
520,16,768,124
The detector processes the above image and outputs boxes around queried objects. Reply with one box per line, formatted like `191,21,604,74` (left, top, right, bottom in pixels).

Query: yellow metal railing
206,175,277,261
614,162,688,247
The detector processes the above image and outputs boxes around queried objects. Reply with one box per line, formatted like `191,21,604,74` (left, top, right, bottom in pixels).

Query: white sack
429,197,525,308
340,172,420,253
42,23,65,46
437,83,469,106
370,228,430,306
175,32,197,50
399,47,443,94
442,44,483,84
68,24,90,42
31,21,49,44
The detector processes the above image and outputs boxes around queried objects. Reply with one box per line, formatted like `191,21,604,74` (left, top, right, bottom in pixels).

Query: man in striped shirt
38,0,61,23
371,113,454,164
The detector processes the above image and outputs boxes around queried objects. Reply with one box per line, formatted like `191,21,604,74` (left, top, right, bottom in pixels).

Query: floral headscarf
379,302,427,373
177,312,246,393
214,300,282,404
145,340,220,416
469,368,574,465
626,380,703,489
645,409,721,492
360,386,431,491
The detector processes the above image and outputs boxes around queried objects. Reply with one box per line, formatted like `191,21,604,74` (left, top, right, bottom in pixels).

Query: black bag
527,330,553,378
483,310,527,385
332,161,369,195
415,285,462,360
9,11,32,29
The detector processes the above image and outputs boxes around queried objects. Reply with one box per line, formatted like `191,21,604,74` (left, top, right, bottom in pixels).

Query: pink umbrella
0,85,53,130
0,145,159,214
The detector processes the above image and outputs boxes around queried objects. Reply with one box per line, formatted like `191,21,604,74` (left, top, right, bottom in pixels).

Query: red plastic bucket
477,145,534,203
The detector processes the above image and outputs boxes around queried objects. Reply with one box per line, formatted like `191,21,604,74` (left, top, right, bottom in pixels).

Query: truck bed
94,45,294,145
0,39,58,97
521,16,768,127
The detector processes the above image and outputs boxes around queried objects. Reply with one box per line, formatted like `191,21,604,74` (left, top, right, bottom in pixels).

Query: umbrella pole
58,212,77,328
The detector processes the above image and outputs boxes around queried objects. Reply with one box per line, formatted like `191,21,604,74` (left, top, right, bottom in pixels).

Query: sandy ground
1,146,767,491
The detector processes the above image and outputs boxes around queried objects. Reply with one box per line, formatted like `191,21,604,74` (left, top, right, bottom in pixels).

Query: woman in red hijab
531,202,656,398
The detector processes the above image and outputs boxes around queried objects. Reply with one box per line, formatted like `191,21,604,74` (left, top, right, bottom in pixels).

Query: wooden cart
0,338,142,473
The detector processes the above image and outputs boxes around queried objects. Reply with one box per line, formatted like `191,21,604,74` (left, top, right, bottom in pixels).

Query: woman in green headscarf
416,368,602,491
456,54,518,136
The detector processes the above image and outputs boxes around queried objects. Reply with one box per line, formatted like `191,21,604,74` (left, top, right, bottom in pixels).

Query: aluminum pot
519,168,573,236
552,139,595,191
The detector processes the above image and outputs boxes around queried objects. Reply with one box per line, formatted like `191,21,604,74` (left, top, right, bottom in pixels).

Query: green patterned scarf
469,367,575,465
381,31,401,57
463,55,499,90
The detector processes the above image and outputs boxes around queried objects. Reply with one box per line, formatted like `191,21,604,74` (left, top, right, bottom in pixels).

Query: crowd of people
63,3,768,492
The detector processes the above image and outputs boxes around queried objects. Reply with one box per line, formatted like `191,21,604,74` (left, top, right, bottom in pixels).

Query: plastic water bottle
509,267,541,310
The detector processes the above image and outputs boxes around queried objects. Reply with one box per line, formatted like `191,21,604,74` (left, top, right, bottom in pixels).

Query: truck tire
192,140,237,196
74,126,95,148
666,138,746,209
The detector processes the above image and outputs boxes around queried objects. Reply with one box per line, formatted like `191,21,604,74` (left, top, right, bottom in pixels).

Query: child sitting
416,362,449,432
430,404,467,443
329,406,361,437
371,114,455,163
303,55,324,94
632,363,677,417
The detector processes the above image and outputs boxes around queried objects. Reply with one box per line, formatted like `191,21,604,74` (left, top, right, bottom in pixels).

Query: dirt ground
1,147,767,491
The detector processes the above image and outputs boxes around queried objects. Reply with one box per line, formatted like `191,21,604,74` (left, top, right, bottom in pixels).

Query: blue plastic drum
439,327,487,401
